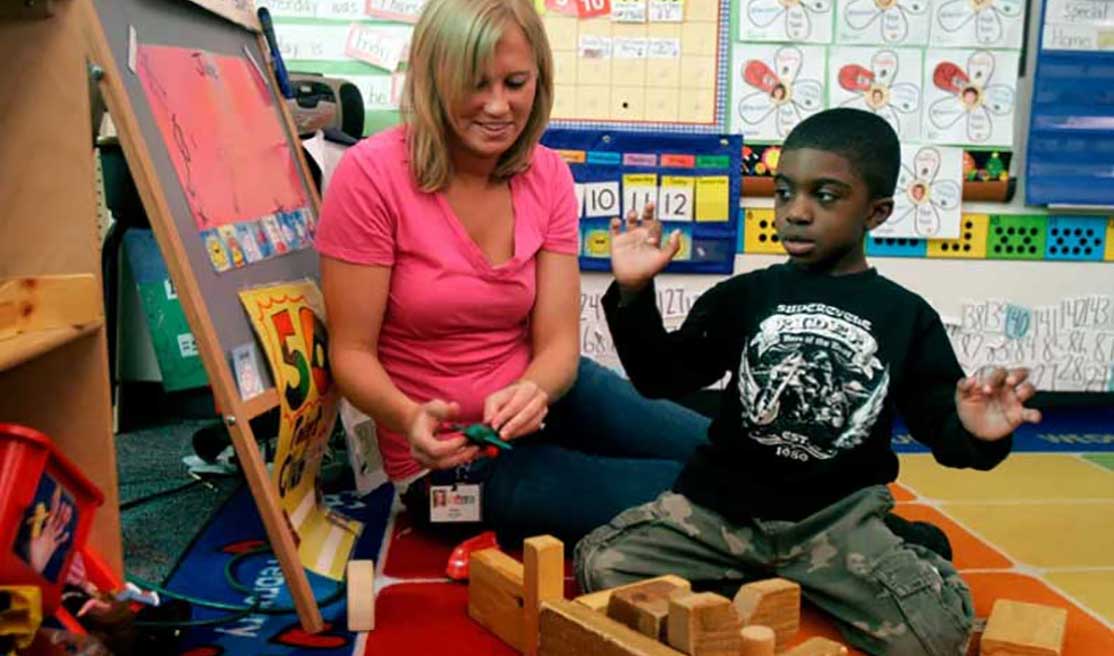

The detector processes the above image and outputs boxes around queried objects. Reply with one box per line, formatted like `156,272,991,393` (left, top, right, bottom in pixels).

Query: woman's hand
406,400,479,469
484,380,549,441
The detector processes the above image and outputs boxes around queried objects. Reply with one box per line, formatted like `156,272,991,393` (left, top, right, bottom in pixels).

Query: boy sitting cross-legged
573,108,1041,656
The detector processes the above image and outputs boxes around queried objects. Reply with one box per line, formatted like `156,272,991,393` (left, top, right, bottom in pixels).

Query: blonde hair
402,0,554,192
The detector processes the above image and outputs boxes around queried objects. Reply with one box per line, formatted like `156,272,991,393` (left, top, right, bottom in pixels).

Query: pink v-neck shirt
315,126,579,480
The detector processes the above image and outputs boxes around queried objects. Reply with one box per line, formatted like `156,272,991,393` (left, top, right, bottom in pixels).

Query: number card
584,181,622,217
623,173,659,217
659,176,696,220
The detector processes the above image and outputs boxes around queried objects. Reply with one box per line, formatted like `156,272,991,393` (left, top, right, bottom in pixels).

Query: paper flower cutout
843,0,927,43
737,47,823,138
928,50,1014,143
837,50,920,135
935,0,1023,45
747,0,832,40
891,147,961,237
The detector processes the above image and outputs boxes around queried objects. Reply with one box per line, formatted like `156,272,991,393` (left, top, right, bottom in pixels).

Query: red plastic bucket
0,423,104,614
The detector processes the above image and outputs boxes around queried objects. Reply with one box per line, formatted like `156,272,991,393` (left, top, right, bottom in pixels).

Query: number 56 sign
239,281,361,580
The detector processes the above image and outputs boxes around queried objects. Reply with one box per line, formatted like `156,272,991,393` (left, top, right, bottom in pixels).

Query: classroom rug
163,408,1114,655
164,484,393,656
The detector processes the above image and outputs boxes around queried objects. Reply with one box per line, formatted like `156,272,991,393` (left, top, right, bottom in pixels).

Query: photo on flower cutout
924,49,1018,147
830,47,923,141
874,144,963,239
731,45,826,142
837,0,930,45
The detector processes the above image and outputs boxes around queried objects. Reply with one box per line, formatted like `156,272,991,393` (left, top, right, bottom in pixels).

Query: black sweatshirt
603,263,1012,523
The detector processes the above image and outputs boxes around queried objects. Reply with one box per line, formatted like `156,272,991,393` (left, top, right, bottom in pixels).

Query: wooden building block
525,536,565,656
606,578,690,641
468,548,526,652
980,599,1067,656
780,637,848,655
732,578,800,650
539,599,686,656
739,625,775,656
667,591,743,656
575,575,692,613
345,560,375,632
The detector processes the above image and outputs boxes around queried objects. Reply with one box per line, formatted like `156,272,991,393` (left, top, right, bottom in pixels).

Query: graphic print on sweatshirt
737,303,890,461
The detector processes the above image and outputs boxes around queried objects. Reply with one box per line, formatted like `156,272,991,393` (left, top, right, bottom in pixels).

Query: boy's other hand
610,202,681,293
955,367,1042,441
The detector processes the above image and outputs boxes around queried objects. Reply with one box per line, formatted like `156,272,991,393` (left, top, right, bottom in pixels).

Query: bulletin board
87,0,332,631
1024,0,1114,207
543,0,730,129
541,128,742,273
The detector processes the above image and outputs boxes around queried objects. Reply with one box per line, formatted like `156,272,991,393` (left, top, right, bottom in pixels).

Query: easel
79,0,329,631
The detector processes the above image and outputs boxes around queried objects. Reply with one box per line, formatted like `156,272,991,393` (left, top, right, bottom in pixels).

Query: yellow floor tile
898,454,1114,501
1045,571,1114,625
941,502,1114,568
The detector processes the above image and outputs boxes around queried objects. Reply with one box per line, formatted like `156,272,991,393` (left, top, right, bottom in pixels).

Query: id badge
430,484,482,522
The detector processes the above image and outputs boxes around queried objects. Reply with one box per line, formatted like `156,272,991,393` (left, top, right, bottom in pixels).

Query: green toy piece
461,423,513,451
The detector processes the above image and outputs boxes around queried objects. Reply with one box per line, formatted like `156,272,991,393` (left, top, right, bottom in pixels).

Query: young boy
574,108,1041,655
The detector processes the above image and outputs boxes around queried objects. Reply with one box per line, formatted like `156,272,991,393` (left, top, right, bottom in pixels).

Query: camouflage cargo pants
574,485,972,656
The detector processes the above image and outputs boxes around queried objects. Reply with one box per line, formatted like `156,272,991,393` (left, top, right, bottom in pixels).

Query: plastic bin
0,424,103,614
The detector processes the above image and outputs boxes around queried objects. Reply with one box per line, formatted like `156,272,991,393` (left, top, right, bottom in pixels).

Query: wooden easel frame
78,0,327,631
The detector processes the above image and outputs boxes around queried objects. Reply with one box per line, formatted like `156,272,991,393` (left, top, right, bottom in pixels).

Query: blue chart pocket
542,129,743,274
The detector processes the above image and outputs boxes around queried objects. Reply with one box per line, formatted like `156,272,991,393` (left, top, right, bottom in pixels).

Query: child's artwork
923,49,1018,147
134,45,309,232
930,0,1024,48
836,0,930,45
740,0,834,44
730,45,826,142
876,144,963,238
829,47,923,141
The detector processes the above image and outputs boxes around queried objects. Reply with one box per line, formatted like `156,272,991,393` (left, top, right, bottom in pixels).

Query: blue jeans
399,357,711,549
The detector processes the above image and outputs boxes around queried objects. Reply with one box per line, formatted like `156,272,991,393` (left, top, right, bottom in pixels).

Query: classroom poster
239,282,362,581
740,0,834,44
135,45,308,232
828,47,923,141
730,44,827,141
923,49,1018,147
836,0,930,45
877,144,963,238
930,0,1025,49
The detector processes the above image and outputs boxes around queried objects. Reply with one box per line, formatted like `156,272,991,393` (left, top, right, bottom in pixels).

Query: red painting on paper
136,45,308,231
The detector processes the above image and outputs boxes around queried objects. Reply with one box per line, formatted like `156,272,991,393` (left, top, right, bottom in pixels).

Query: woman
316,0,709,547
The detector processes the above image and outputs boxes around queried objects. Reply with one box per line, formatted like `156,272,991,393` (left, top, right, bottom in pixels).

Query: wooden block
345,560,375,632
732,578,800,650
574,575,692,612
525,536,565,656
0,275,101,339
539,599,686,656
606,578,690,642
780,637,848,655
667,592,743,656
739,625,775,656
468,548,526,652
980,599,1067,656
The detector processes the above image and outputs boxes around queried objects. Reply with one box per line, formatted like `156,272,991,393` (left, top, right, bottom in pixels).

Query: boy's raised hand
956,367,1042,441
610,202,682,292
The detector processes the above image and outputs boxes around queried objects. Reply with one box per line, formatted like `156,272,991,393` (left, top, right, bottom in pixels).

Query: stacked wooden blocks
465,534,851,656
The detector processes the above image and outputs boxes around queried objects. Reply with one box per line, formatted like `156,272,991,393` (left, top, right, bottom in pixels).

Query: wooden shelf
0,321,104,372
